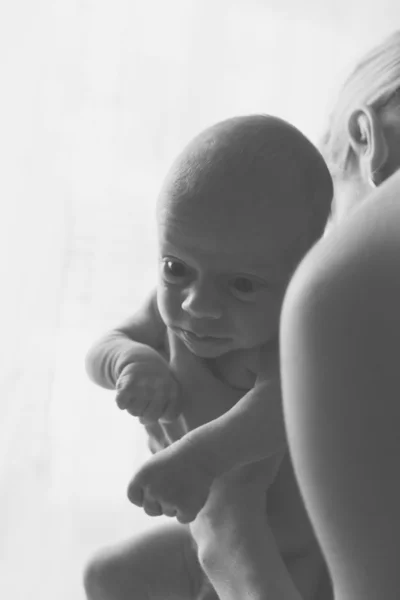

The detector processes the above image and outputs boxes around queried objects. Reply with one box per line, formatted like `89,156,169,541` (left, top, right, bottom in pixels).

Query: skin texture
84,115,333,600
279,66,400,599
280,169,400,600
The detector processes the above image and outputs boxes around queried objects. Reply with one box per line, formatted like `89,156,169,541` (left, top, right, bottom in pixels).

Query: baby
84,115,333,600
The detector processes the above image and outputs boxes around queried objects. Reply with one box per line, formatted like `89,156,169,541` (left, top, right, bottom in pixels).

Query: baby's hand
127,438,216,523
115,354,181,424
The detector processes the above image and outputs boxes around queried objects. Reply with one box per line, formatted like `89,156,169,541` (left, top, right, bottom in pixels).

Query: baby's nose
181,284,222,319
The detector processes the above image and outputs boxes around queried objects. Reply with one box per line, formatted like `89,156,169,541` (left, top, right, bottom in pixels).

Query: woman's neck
332,176,372,225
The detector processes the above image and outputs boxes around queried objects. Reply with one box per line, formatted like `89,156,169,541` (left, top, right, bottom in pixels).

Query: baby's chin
186,346,229,359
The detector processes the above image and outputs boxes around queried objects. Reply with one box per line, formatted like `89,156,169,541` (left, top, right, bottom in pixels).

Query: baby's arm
181,346,286,477
85,290,165,388
127,345,286,522
85,290,181,423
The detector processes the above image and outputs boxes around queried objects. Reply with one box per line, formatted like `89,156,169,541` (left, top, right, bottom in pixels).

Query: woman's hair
320,31,400,181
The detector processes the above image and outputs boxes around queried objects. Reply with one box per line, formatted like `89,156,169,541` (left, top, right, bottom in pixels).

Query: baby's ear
347,106,389,184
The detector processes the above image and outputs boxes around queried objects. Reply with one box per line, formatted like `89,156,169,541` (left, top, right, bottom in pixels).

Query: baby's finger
127,480,144,507
140,387,169,424
158,379,180,422
160,395,180,423
124,382,152,417
143,496,163,517
115,385,132,410
126,394,151,418
115,372,137,409
175,508,196,525
161,503,177,518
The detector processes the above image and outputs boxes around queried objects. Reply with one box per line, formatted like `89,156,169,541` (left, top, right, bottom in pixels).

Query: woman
281,31,400,600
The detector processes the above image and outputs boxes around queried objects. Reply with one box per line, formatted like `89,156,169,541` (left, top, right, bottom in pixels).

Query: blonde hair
321,31,400,181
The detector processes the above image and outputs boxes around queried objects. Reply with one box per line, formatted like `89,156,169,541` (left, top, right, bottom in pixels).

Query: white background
0,1,398,598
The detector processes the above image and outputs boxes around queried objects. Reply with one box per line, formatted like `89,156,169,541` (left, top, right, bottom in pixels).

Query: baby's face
156,190,293,359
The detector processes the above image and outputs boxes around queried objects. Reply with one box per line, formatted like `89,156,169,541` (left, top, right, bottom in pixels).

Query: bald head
158,115,333,272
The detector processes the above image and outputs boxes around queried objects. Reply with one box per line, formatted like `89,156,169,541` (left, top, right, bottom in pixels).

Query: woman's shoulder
284,171,400,323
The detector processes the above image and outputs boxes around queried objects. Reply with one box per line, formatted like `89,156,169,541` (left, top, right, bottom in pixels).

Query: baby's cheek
238,307,278,346
157,285,182,324
232,316,258,347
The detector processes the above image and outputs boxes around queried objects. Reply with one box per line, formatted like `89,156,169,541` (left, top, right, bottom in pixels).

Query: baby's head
156,115,333,358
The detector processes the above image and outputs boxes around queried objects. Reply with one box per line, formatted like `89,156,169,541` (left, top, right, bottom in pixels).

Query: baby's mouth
178,328,231,347
174,327,233,357
180,327,228,341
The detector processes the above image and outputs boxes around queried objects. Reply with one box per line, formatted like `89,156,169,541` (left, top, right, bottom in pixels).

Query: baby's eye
229,276,265,300
233,277,255,293
161,258,189,283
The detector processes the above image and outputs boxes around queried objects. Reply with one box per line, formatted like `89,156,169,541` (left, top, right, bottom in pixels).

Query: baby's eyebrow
232,253,289,275
159,245,188,260
160,239,207,260
233,267,287,283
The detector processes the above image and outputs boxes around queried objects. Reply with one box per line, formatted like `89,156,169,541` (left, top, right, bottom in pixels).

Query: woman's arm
280,170,400,600
197,513,302,600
